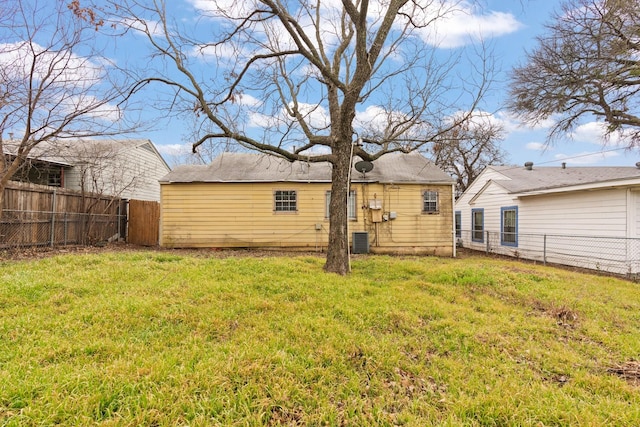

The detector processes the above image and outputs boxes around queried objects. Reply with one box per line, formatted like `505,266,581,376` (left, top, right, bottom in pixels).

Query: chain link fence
458,230,640,277
0,209,126,250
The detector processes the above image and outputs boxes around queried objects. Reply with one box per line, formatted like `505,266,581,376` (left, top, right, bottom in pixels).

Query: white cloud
247,111,273,129
498,110,557,133
0,42,121,125
156,143,190,156
399,1,523,48
293,102,330,129
355,105,387,131
0,41,103,86
236,93,262,107
569,121,634,147
355,105,412,135
526,142,547,151
188,0,521,56
247,101,329,130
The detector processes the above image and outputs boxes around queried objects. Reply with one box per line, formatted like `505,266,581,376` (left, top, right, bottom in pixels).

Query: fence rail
0,209,126,249
458,230,640,277
0,181,127,251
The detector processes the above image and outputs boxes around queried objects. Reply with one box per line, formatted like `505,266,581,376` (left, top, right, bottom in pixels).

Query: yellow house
159,151,456,256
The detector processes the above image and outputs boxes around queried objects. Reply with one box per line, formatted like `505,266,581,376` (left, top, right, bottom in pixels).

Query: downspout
626,188,633,272
451,183,456,257
346,138,357,272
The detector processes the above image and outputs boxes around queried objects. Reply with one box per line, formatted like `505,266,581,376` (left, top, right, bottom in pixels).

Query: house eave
160,179,454,185
511,177,640,197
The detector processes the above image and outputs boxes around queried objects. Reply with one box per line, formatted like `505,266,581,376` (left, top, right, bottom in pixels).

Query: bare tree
428,112,507,195
0,0,135,213
101,0,495,274
508,0,640,144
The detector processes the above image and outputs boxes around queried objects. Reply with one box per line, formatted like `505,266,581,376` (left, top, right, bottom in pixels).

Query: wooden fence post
50,189,57,247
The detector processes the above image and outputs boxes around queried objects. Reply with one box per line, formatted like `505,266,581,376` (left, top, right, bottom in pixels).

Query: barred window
325,191,357,219
422,190,439,213
274,190,297,212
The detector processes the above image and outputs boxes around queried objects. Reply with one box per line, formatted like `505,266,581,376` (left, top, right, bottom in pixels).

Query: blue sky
7,0,636,168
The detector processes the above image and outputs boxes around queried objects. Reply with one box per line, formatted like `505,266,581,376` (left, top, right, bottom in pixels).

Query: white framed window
325,191,357,219
274,190,297,212
422,190,439,213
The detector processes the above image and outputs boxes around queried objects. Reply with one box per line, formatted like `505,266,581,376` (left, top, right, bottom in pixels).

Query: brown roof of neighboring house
160,151,455,184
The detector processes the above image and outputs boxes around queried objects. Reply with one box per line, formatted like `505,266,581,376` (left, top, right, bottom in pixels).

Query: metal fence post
543,234,547,265
486,231,490,254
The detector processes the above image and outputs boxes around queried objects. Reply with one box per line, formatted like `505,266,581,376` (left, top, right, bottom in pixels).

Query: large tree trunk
324,141,352,275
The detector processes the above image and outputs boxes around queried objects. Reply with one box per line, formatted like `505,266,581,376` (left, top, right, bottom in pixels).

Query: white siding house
7,139,170,201
455,163,640,275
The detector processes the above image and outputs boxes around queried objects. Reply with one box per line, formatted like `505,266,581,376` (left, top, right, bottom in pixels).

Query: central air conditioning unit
352,232,370,254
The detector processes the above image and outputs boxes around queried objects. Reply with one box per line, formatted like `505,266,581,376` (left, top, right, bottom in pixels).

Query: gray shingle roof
4,139,169,170
161,151,454,184
490,165,640,193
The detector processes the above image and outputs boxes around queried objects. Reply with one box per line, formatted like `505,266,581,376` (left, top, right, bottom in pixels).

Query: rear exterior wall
160,181,454,256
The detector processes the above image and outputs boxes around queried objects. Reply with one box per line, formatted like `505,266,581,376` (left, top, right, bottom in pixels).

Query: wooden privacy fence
0,181,126,249
127,199,160,246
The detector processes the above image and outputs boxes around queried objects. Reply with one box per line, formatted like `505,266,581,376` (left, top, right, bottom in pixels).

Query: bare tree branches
508,0,640,145
0,0,137,210
99,0,496,273
428,112,507,195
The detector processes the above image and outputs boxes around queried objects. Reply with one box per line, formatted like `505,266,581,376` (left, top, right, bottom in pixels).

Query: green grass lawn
0,250,639,426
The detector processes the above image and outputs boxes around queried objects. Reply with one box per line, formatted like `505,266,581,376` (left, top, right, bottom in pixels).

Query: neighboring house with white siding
7,139,170,201
159,151,456,254
455,162,640,275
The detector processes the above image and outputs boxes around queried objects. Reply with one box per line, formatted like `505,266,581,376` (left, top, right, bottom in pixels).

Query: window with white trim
274,190,297,212
455,211,461,238
422,190,439,213
325,191,357,219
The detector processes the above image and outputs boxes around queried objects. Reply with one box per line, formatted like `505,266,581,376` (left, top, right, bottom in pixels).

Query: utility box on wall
369,199,383,223
352,232,370,254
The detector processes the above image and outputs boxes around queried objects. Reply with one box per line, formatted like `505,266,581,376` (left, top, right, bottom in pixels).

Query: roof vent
636,162,640,169
524,161,534,171
562,162,566,169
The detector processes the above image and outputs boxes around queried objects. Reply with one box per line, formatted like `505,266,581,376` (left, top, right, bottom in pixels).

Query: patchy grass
0,252,639,425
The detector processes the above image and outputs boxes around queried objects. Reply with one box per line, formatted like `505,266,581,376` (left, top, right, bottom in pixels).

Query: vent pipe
524,161,534,171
